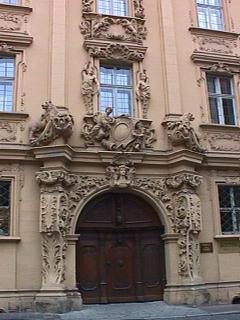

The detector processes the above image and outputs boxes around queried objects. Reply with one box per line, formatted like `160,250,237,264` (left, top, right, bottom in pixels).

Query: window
218,185,240,234
0,181,11,236
100,65,133,116
0,0,18,4
98,0,128,16
196,0,224,30
0,56,15,112
207,75,236,125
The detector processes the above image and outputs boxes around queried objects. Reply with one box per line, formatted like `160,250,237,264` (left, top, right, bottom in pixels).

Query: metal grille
0,180,11,236
100,65,133,116
218,185,240,234
196,0,224,30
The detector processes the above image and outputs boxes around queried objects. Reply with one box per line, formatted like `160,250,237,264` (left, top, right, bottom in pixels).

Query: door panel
76,193,166,304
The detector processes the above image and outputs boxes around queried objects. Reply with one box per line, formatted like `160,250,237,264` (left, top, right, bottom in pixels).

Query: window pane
0,0,18,4
113,0,128,16
0,81,14,112
207,0,221,6
98,0,111,14
0,57,15,78
209,97,219,123
219,186,231,208
100,67,113,85
222,98,235,125
116,90,132,115
116,68,131,86
207,76,217,93
197,7,208,28
220,210,234,233
100,88,114,112
220,77,232,94
233,187,240,207
209,8,224,30
0,181,11,236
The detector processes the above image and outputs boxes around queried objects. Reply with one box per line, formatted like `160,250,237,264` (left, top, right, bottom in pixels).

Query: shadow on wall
232,297,240,304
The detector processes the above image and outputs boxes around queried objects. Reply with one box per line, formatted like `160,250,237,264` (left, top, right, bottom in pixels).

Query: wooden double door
76,193,166,304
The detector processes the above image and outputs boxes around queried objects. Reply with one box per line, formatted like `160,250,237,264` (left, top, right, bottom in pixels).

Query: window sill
189,27,239,38
0,236,21,242
214,235,240,241
0,3,32,13
0,111,29,121
200,123,240,131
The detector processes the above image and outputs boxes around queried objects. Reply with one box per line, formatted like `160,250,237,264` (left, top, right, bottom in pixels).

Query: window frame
196,0,225,31
0,55,16,113
100,64,134,116
97,0,129,17
0,0,19,4
206,74,237,126
218,184,240,235
0,179,12,236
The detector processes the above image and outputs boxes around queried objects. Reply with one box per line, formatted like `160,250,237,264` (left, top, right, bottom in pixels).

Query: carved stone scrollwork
0,42,14,52
136,70,150,118
167,173,202,282
81,61,99,114
81,107,156,151
29,101,74,147
87,43,146,62
162,113,205,153
106,155,136,188
80,16,147,44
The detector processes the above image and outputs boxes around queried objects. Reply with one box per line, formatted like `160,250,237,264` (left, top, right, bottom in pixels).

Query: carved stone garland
162,113,205,153
29,101,74,147
166,173,203,282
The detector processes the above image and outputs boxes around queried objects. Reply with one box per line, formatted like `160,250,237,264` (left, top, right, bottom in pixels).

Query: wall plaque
200,242,213,253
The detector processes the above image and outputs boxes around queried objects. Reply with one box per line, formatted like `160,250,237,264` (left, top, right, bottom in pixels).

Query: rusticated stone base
34,290,82,313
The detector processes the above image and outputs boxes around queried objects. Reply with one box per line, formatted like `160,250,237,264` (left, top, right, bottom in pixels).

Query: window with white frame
0,56,15,112
0,0,19,4
100,65,133,116
196,0,224,30
98,0,128,16
0,180,11,236
218,185,240,234
207,74,236,125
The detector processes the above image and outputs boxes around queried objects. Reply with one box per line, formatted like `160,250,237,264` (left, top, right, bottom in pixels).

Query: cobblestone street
0,302,240,320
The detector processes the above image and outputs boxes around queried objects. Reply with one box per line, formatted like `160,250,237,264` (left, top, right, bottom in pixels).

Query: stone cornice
191,52,240,66
0,111,29,121
0,34,33,47
0,3,32,13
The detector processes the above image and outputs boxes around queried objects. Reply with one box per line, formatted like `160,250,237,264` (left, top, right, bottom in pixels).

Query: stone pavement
0,301,240,320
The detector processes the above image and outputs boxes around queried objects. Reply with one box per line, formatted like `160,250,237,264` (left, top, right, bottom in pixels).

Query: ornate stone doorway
75,192,166,304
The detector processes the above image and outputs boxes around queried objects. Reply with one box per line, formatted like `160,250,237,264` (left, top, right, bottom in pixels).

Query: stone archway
75,192,166,304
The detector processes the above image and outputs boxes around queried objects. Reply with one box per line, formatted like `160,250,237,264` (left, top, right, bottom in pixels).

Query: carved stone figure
29,101,74,147
136,70,151,118
106,155,136,188
133,0,145,19
162,113,205,153
81,110,156,151
82,0,94,13
81,62,99,114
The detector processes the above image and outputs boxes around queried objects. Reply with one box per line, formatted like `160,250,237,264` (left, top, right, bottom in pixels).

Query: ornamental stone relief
81,107,156,151
86,42,146,62
29,101,74,147
80,15,147,44
0,5,31,35
192,34,238,57
205,132,240,152
0,120,25,144
162,113,205,153
36,165,203,287
167,173,202,282
136,70,150,119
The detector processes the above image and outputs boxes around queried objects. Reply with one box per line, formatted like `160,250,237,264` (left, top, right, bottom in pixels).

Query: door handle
117,259,124,268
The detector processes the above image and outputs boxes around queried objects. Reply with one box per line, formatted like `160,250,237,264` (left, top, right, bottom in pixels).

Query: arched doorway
75,192,166,304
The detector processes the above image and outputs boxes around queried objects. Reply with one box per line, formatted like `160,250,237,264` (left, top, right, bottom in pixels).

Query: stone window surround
193,63,240,127
83,56,149,118
210,173,240,238
0,167,23,240
189,0,233,33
